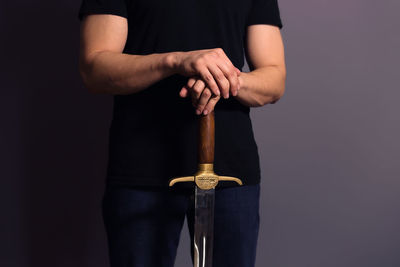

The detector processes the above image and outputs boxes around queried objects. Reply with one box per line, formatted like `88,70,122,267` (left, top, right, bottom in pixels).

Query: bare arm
78,14,239,95
179,25,286,115
235,24,286,106
78,14,177,94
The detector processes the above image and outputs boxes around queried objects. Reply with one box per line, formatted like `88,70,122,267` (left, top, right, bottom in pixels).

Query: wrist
236,72,248,96
164,51,182,75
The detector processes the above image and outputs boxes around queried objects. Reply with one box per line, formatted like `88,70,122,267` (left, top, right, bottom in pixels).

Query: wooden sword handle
169,109,242,189
198,111,215,164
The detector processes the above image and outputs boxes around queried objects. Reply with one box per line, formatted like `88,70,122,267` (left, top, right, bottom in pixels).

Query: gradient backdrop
1,0,399,266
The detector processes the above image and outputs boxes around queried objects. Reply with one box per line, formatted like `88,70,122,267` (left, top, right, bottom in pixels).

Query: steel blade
194,187,215,267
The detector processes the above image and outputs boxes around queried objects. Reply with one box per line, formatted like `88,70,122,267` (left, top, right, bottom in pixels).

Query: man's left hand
179,73,243,115
179,77,221,115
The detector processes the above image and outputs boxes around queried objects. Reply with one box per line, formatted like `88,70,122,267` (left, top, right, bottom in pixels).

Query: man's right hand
170,48,241,99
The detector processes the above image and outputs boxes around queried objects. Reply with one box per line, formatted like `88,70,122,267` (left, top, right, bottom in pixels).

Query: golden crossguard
169,111,242,190
169,163,242,190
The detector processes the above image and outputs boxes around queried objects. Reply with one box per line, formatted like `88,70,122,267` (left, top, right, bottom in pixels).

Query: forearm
79,51,176,94
235,66,286,107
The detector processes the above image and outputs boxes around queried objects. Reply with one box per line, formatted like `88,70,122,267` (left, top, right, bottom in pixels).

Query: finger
203,93,220,115
191,79,207,100
218,50,238,74
199,67,220,97
207,64,230,99
187,77,196,88
196,88,212,115
215,48,240,76
210,53,239,97
215,51,241,95
215,59,240,97
219,52,236,72
179,86,189,98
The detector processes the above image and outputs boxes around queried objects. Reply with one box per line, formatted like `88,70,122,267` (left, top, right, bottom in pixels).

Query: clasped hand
175,48,242,115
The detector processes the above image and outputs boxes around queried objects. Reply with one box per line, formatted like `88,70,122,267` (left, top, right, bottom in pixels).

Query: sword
169,110,243,267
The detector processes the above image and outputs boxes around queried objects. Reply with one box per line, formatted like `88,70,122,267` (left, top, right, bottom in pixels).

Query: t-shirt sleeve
245,0,283,29
77,0,128,21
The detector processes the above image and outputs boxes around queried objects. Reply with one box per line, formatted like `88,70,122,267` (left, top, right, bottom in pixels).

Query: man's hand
179,74,243,115
171,48,241,98
179,78,220,115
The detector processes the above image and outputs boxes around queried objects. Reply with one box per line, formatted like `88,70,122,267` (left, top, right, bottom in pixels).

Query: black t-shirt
77,0,283,187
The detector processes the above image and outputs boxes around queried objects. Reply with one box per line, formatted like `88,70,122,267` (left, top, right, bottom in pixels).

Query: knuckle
229,77,238,88
201,54,210,61
193,86,202,94
208,51,219,58
193,86,203,94
215,48,223,54
198,79,206,87
204,74,213,82
228,69,237,79
214,72,224,81
203,90,211,97
231,73,239,82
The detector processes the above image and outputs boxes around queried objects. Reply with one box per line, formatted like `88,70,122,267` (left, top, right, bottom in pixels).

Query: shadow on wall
4,1,112,266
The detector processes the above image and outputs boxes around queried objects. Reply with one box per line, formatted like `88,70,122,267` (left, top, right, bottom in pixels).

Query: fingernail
203,109,208,115
196,109,201,115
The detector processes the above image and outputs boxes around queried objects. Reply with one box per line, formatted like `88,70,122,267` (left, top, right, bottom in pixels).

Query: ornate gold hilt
169,163,242,190
169,111,242,190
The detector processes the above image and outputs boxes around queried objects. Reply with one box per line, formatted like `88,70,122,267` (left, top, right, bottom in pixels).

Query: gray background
1,0,399,266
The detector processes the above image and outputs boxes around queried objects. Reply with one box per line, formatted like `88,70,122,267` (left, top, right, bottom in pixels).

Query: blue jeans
102,183,260,267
